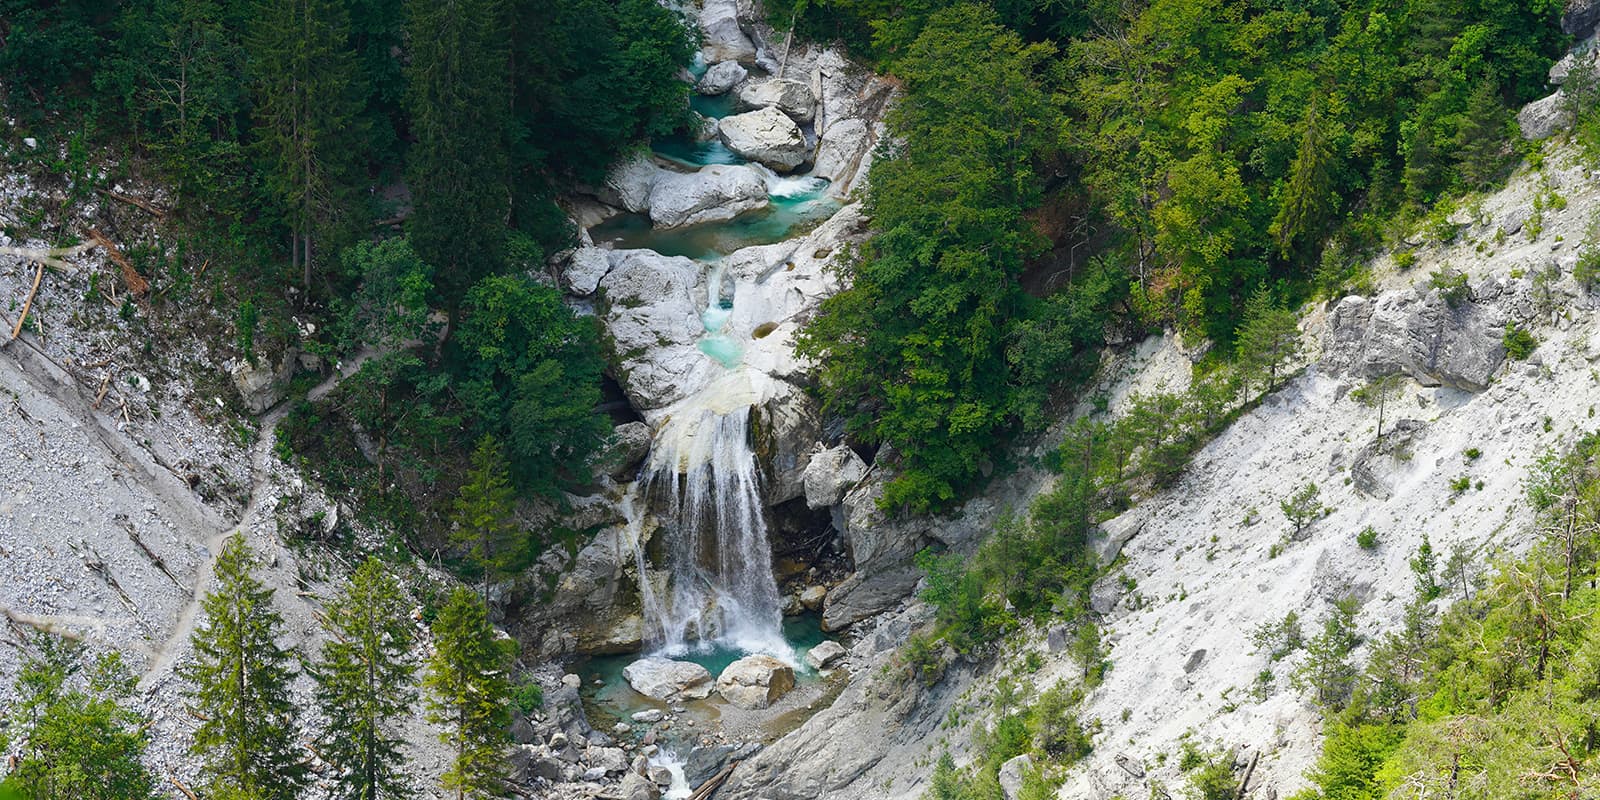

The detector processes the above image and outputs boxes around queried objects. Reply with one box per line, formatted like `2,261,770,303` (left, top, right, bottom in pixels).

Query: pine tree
1350,372,1405,443
451,435,522,600
247,0,368,288
423,587,514,800
1271,97,1338,259
313,557,417,800
1455,81,1509,192
1235,288,1301,394
404,0,512,313
181,533,306,800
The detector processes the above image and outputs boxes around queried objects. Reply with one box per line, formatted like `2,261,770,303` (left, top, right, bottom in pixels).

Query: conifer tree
451,435,522,600
1235,288,1301,394
1271,97,1338,258
313,557,417,800
181,533,306,800
404,0,512,313
423,587,514,800
1455,81,1510,191
248,0,368,288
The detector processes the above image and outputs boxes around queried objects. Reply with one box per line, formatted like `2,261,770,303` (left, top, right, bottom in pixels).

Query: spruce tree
423,587,514,800
404,0,512,313
1271,97,1338,258
248,0,368,288
181,533,306,800
1455,81,1510,192
451,435,522,600
313,557,417,800
1235,288,1300,394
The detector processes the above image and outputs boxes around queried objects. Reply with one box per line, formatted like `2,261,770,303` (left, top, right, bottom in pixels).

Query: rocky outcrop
737,78,816,122
719,107,810,171
623,657,715,702
604,153,664,213
805,640,846,669
598,251,709,412
697,61,749,95
231,354,294,413
716,654,797,709
998,754,1035,800
803,444,868,509
563,246,612,296
599,421,652,480
1321,289,1506,391
812,119,872,186
754,381,821,505
1519,91,1574,140
700,0,757,63
648,165,769,229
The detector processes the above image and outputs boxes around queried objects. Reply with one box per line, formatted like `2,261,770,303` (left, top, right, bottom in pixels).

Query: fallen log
168,775,199,800
97,188,167,218
9,259,43,340
86,228,150,296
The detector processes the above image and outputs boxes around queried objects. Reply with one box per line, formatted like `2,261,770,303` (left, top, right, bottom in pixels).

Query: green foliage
1293,595,1361,709
1428,269,1472,307
1502,323,1537,360
1250,611,1305,661
181,534,307,800
450,275,608,494
1235,289,1301,393
451,435,524,596
1409,534,1440,601
3,635,156,800
1575,242,1600,291
335,238,438,350
1184,753,1237,800
313,557,416,800
798,4,1068,514
424,587,515,800
512,681,544,715
1356,526,1380,550
236,299,259,366
1350,373,1406,442
915,547,1014,654
1281,483,1324,540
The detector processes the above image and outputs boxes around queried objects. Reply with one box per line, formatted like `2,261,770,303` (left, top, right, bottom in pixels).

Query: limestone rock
604,153,665,213
631,708,664,724
620,768,663,800
648,164,769,229
998,754,1035,800
598,251,708,411
754,381,821,505
1519,91,1574,141
600,421,652,480
230,354,293,414
563,246,612,296
799,584,828,611
623,658,714,702
822,565,922,631
802,444,867,509
719,107,810,172
812,118,872,188
1322,292,1506,391
697,61,748,96
737,78,816,122
805,640,846,670
700,0,757,63
715,655,796,709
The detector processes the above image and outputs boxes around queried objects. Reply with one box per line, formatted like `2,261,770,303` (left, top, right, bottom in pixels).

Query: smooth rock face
716,654,796,709
601,421,652,480
802,444,868,509
804,640,846,670
697,61,749,95
799,584,828,611
719,107,810,171
755,381,821,505
998,754,1035,800
1322,291,1506,391
231,355,292,413
564,246,612,296
811,119,871,186
598,251,708,412
1519,91,1574,140
700,0,757,63
605,153,664,213
737,78,816,122
623,658,715,702
648,164,769,229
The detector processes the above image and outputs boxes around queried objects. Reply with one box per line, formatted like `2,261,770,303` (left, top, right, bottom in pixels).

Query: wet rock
719,107,810,172
623,657,715,702
620,768,663,800
601,421,652,480
563,246,612,296
754,381,821,505
697,60,749,95
737,78,816,122
648,164,769,229
686,743,761,788
998,754,1035,800
716,654,796,709
805,640,846,670
802,444,867,509
631,708,664,724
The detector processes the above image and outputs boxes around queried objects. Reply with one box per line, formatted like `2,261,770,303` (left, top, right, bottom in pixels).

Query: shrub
1356,526,1380,550
1394,251,1417,270
1503,324,1537,360
1281,483,1325,540
512,681,544,714
1250,612,1305,660
1429,268,1471,307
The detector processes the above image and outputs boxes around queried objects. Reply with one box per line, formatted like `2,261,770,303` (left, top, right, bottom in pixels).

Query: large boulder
802,444,867,509
563,246,612,296
604,154,665,213
719,107,810,172
998,754,1035,800
598,251,710,411
700,0,757,63
811,119,872,189
716,655,796,709
697,61,748,96
648,165,769,229
1321,291,1506,392
599,421,652,480
231,355,293,414
623,657,715,702
737,79,816,122
804,640,846,670
1519,91,1573,140
754,381,821,506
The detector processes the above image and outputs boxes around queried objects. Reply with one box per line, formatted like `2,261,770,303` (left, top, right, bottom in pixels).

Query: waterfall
628,390,789,658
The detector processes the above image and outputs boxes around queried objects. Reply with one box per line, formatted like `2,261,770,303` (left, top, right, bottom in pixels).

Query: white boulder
700,0,757,63
802,444,868,509
715,654,796,710
623,658,714,702
718,107,810,172
648,165,769,229
563,246,612,296
737,79,816,122
697,61,749,96
603,153,666,213
804,639,845,670
598,251,710,411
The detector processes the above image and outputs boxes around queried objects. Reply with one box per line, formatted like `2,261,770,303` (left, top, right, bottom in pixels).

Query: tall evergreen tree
248,0,368,288
1271,97,1340,259
404,0,513,313
313,557,417,800
423,587,514,800
1235,289,1301,394
451,435,522,600
181,533,306,800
